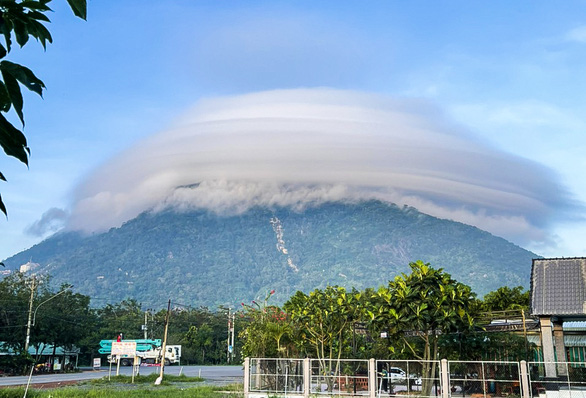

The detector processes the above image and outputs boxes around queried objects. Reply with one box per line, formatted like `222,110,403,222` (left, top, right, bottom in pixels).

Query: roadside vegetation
1,260,530,377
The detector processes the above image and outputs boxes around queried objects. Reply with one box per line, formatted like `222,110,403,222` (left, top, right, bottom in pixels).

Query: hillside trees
0,0,86,216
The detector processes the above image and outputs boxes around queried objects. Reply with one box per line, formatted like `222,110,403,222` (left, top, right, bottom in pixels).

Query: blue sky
2,1,586,260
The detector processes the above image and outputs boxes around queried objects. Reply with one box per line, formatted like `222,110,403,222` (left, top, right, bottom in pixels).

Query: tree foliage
368,261,477,395
238,290,293,358
0,272,94,373
481,285,529,312
285,286,362,391
0,0,86,216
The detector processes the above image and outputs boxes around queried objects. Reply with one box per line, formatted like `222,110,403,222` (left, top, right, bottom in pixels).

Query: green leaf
0,170,5,181
0,60,44,96
13,19,29,47
20,1,53,12
0,113,29,164
26,10,51,23
0,81,11,111
27,19,53,49
66,0,87,20
1,67,23,123
0,193,6,217
0,16,13,53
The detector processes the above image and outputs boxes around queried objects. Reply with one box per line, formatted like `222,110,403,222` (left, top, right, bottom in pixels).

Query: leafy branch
0,0,86,216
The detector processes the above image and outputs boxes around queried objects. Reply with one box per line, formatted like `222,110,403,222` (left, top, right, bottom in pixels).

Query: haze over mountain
3,200,537,308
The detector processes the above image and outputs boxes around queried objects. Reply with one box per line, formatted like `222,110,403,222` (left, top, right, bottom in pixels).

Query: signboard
111,341,137,358
93,357,101,369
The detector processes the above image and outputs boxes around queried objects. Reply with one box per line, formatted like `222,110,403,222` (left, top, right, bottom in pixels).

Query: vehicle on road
98,339,181,366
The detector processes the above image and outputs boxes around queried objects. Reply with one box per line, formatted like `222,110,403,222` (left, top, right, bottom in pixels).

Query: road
0,365,244,387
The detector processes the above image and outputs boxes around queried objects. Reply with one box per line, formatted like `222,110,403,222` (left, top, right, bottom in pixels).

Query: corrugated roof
530,258,586,316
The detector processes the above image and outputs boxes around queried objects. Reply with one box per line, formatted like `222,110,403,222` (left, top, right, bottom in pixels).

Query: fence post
520,360,530,398
304,358,310,398
441,359,450,398
244,357,250,398
369,358,376,398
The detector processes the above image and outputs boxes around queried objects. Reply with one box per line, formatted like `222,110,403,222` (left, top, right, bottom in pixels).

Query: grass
87,373,204,385
0,374,242,398
0,384,244,398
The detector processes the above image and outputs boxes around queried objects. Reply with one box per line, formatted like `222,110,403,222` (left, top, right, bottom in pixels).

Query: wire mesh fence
375,359,441,398
528,362,586,398
448,361,521,398
310,358,370,395
245,358,586,398
249,358,305,394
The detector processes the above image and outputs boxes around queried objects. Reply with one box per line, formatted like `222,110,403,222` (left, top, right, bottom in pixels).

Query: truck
98,339,181,366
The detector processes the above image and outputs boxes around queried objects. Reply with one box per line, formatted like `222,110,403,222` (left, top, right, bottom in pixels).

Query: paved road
0,365,244,387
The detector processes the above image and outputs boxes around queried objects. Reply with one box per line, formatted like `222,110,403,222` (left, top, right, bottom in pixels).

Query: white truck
98,339,181,366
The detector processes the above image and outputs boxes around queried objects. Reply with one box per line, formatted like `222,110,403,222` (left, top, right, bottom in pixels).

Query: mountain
2,200,537,308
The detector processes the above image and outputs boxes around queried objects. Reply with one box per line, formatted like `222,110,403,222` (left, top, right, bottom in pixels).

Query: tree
239,290,292,359
369,261,476,396
33,284,94,370
0,272,37,353
285,286,362,391
0,0,86,216
178,307,234,364
185,324,214,363
482,286,529,312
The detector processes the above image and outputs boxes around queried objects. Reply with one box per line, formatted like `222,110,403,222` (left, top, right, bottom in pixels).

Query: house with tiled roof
530,257,586,378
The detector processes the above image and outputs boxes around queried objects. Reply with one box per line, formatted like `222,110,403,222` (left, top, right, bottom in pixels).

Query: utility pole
24,276,36,353
230,311,235,362
226,308,231,363
226,308,235,363
143,310,148,340
156,299,171,384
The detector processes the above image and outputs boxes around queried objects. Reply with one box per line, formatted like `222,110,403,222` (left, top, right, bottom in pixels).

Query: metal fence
244,358,586,398
375,359,441,398
528,362,586,398
448,361,522,398
249,358,305,394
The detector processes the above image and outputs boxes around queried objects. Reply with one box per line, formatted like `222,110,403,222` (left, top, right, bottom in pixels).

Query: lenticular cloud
67,88,577,246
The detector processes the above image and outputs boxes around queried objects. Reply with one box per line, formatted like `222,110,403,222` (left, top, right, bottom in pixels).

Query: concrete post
369,358,376,398
539,317,557,378
520,360,530,398
244,357,250,398
441,359,450,398
552,321,568,376
304,358,310,398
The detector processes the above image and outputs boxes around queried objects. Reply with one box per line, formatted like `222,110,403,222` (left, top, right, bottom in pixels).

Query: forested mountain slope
2,201,537,308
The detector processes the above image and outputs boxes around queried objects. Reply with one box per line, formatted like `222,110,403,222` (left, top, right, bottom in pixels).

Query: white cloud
65,89,580,248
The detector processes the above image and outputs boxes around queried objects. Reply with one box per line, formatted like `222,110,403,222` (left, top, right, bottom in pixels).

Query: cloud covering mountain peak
64,88,579,247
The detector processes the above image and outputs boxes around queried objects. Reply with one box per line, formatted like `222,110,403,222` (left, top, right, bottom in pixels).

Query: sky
2,1,586,261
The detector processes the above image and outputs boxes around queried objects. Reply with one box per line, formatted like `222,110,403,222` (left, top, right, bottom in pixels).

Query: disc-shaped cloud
67,88,578,246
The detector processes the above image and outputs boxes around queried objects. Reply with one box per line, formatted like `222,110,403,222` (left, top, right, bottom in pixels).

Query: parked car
389,367,406,381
